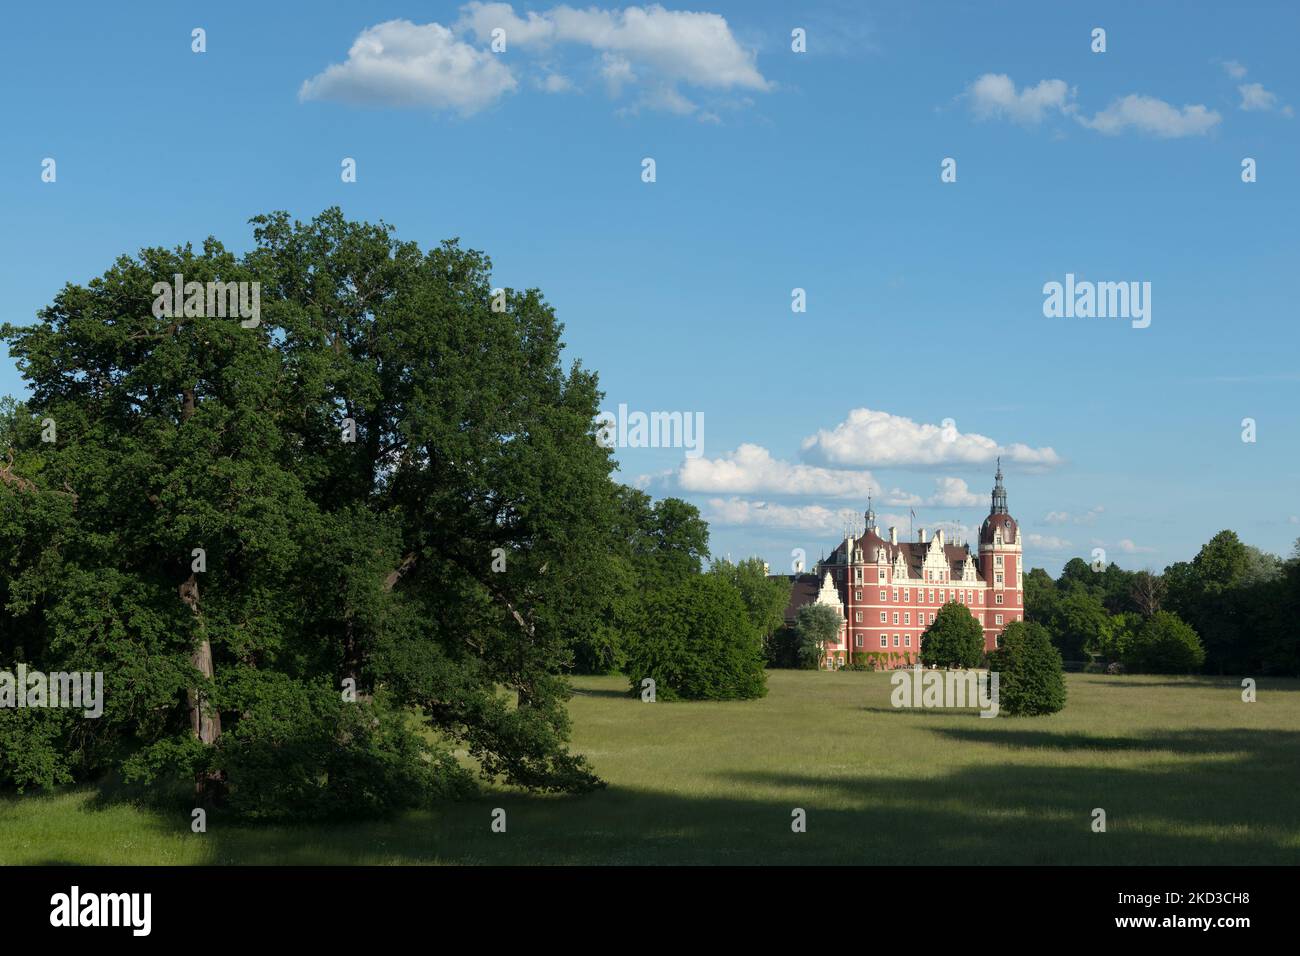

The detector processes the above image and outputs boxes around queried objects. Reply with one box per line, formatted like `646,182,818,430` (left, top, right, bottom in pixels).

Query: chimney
918,528,927,544
937,529,945,546
889,526,897,545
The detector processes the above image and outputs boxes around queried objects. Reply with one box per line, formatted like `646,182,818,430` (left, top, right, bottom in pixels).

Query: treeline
1026,530,1300,675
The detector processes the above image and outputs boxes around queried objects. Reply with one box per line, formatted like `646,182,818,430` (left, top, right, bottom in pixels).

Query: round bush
988,620,1067,716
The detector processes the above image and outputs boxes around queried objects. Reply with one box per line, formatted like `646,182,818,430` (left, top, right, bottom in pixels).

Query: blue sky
2,1,1298,575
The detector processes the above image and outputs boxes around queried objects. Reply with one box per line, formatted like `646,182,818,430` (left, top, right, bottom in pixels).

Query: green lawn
2,670,1298,864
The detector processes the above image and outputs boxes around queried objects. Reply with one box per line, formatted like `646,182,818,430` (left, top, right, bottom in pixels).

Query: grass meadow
2,670,1297,865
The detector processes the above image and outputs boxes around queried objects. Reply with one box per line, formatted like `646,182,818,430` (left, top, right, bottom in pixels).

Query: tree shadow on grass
174,724,1300,866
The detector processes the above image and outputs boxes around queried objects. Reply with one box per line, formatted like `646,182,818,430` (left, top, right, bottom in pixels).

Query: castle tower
977,458,1022,649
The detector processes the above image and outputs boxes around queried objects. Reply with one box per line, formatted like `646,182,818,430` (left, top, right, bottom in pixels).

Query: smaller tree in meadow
624,574,767,700
988,620,1067,716
793,602,843,670
921,601,985,668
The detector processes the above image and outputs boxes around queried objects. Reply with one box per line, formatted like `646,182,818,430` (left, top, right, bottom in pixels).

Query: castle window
855,611,863,623
855,568,862,583
1017,593,1022,604
904,588,910,602
892,611,899,625
927,589,934,602
880,611,887,623
892,588,899,601
855,634,863,648
880,635,888,648
996,593,1003,605
995,555,1003,567
929,613,935,624
904,612,911,625
893,635,900,647
904,635,911,647
995,614,1004,625
996,573,1004,585
855,590,862,601
880,589,887,601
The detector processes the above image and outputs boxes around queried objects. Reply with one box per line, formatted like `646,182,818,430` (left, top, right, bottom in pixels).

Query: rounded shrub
987,620,1067,716
624,574,767,700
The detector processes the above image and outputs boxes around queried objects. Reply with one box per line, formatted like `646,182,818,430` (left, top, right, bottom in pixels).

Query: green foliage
624,574,767,701
921,601,984,668
0,209,616,811
1120,611,1206,674
988,620,1066,716
568,487,711,675
710,557,791,662
793,602,843,669
1050,587,1113,662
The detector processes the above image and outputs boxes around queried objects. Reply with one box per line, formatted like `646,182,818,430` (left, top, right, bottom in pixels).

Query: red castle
781,462,1023,668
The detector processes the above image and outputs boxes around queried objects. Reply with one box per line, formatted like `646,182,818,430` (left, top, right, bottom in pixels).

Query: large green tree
623,573,767,700
921,601,985,669
0,209,618,813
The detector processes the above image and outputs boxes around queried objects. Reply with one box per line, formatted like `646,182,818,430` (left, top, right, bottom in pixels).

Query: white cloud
457,2,558,45
704,497,861,533
538,4,769,91
299,20,517,115
1117,538,1156,554
1043,505,1104,525
1238,82,1277,111
537,71,576,93
677,444,880,498
1221,60,1248,80
1025,533,1073,552
926,477,982,508
800,408,1061,469
1079,94,1220,137
457,2,767,117
964,73,1224,139
966,73,1074,124
303,5,768,118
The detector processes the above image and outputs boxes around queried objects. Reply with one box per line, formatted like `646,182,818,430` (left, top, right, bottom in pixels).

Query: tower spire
990,458,1008,515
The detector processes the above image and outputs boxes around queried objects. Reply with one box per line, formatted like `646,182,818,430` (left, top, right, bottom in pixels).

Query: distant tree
1121,611,1206,674
1098,562,1138,614
794,602,843,670
1240,546,1284,586
1023,567,1059,624
1058,557,1096,592
624,573,766,700
921,601,984,668
1129,570,1166,618
1049,587,1112,663
710,557,791,662
1191,530,1248,592
988,620,1066,716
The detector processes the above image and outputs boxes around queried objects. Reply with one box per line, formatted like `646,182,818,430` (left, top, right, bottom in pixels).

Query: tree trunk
181,573,223,799
179,386,222,799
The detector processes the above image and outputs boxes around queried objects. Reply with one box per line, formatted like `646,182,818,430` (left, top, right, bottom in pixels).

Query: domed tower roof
979,458,1017,545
